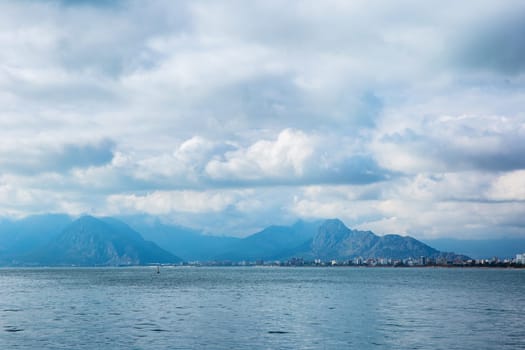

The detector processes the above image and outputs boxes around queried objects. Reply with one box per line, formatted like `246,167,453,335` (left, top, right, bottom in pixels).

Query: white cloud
487,170,525,201
372,113,525,174
107,190,238,215
206,129,314,180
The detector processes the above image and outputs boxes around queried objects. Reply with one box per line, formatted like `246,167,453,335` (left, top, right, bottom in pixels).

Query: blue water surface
0,267,524,349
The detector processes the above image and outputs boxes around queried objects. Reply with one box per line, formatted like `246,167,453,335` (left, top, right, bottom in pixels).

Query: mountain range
0,214,488,266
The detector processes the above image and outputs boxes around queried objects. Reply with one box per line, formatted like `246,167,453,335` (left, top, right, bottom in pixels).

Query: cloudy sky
1,0,524,238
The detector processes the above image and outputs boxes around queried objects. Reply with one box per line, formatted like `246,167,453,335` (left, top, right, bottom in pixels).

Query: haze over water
1,267,523,349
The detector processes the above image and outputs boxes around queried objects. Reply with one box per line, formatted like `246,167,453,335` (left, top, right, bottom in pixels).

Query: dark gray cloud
318,155,394,184
460,146,525,172
54,139,115,170
0,139,115,175
452,7,525,75
54,1,191,78
457,142,523,172
379,123,525,173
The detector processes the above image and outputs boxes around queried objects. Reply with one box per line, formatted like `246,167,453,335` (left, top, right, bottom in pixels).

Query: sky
0,0,524,239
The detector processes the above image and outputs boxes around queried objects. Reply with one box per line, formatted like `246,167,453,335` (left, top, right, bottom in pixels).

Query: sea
0,267,523,350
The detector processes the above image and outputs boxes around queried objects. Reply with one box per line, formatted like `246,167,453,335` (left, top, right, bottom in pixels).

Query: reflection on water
0,267,524,349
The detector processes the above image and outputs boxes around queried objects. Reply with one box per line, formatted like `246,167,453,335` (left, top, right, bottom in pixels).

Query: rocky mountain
290,219,467,261
26,216,181,266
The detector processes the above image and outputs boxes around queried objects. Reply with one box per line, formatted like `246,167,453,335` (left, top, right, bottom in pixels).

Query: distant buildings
182,253,525,268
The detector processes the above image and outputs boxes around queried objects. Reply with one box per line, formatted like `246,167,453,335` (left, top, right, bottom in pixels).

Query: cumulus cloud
487,170,525,201
206,129,314,181
206,129,392,185
131,136,220,184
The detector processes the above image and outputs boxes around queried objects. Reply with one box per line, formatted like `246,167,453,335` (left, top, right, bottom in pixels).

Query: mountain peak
76,214,98,222
72,215,106,228
30,216,181,266
320,218,347,229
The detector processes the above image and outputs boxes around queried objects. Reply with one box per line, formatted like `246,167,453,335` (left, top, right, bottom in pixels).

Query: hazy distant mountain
214,220,322,261
423,238,525,259
120,215,241,261
295,219,454,260
0,214,475,265
26,216,181,266
0,214,72,263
